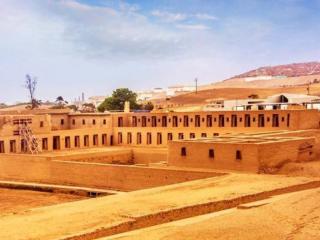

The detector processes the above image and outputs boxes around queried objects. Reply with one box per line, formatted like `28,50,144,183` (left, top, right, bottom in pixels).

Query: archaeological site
1,0,320,239
1,92,320,239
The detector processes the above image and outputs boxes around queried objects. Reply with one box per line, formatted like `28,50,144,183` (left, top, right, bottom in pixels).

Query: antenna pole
195,78,198,94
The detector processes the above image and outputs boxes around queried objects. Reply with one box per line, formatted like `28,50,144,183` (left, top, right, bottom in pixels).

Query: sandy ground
0,188,87,216
103,188,320,240
0,174,318,240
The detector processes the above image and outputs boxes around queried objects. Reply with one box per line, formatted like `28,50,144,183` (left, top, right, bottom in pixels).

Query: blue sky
0,0,319,104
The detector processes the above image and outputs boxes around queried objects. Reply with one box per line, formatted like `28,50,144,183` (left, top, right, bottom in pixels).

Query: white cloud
151,10,217,23
2,0,189,59
0,0,225,104
1,0,317,104
194,13,218,21
176,24,210,30
0,0,217,61
151,10,187,22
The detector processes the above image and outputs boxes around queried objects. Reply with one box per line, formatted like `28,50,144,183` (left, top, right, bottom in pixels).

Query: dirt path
102,188,320,240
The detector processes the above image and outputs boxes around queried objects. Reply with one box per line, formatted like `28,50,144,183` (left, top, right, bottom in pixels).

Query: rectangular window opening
236,150,242,160
209,149,215,159
181,147,186,156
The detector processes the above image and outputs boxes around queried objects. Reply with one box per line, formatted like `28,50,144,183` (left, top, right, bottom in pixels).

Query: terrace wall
0,157,221,191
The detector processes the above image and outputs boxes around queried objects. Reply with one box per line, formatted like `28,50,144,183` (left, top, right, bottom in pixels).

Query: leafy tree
0,103,7,109
98,88,141,112
24,74,41,109
81,103,96,113
67,105,79,112
55,96,68,108
142,102,154,111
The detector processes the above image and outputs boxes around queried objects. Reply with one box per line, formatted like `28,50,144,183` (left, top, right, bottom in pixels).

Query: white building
204,93,320,111
166,85,196,96
137,88,166,102
87,96,107,107
244,75,287,82
266,93,320,104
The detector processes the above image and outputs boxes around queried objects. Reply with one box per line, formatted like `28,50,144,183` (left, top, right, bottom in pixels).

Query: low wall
0,157,221,191
51,150,133,164
168,141,260,172
272,130,320,158
258,138,316,173
3,149,133,165
168,137,315,173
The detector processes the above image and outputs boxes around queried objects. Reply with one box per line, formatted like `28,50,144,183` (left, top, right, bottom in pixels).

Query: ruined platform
0,173,319,240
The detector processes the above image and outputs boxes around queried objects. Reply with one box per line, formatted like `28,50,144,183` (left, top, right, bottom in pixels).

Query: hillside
156,83,320,106
232,62,320,79
205,62,320,89
160,62,320,106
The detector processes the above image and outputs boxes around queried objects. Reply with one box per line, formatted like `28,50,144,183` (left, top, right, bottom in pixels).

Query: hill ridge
230,61,320,79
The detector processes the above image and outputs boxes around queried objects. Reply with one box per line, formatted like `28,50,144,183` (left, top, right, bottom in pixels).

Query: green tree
55,96,68,108
67,105,79,112
0,103,7,109
81,103,96,113
142,102,154,111
98,88,141,112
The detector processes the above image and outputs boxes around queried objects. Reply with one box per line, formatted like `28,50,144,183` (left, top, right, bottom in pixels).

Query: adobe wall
114,109,319,130
49,113,112,131
68,115,112,130
1,150,133,164
168,141,260,172
257,138,316,173
113,127,275,147
0,128,113,154
0,157,221,191
132,147,168,164
268,129,320,158
0,114,51,137
168,137,315,173
296,110,320,130
112,110,320,147
37,129,113,151
1,109,318,155
47,149,133,164
50,113,70,130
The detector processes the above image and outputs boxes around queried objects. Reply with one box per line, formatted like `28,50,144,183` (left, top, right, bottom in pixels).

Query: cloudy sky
0,0,320,104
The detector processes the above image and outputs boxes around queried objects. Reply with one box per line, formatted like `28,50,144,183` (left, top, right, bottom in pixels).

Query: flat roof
172,135,314,144
69,113,111,116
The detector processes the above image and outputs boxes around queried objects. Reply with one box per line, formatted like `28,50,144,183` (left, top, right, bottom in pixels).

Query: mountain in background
159,61,320,106
231,61,320,79
205,61,320,89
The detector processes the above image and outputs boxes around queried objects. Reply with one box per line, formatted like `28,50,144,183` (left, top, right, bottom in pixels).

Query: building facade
0,109,319,156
